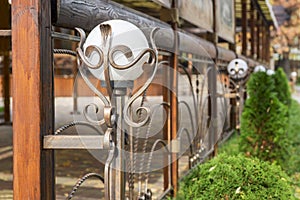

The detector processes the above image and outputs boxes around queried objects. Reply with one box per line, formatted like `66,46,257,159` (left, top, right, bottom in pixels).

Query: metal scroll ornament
75,20,159,128
75,20,159,199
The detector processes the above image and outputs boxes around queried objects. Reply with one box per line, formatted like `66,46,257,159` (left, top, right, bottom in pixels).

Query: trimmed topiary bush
239,71,289,167
274,68,291,107
178,154,294,200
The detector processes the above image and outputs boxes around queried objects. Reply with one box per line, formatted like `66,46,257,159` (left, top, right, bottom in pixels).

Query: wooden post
241,0,248,56
170,0,179,196
256,13,261,61
12,0,55,199
262,25,266,62
229,0,236,52
250,1,256,58
0,0,11,124
265,26,270,63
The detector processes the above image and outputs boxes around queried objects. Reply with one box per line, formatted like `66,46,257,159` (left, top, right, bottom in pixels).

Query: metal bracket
43,135,105,149
220,93,238,99
0,30,11,37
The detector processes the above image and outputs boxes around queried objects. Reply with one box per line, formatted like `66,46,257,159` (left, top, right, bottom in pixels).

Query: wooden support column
169,0,179,196
0,0,11,124
229,0,236,52
250,1,256,58
265,26,270,62
242,0,248,56
262,25,267,62
12,0,55,199
256,13,261,61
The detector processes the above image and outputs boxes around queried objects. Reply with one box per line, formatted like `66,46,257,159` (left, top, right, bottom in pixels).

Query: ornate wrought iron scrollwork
74,20,160,200
75,26,159,129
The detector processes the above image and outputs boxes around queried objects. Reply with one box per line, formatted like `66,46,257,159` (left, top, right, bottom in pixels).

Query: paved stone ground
2,85,300,199
0,97,191,199
292,86,300,103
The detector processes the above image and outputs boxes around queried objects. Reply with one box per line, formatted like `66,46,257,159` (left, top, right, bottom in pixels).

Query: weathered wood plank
54,0,168,31
43,135,104,149
52,0,217,59
12,0,54,199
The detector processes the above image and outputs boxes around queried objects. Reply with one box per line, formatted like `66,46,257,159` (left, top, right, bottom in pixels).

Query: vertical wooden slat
12,0,54,199
229,0,236,52
256,13,261,60
40,1,55,199
170,0,178,196
241,0,248,56
262,25,266,62
250,1,256,58
265,26,270,62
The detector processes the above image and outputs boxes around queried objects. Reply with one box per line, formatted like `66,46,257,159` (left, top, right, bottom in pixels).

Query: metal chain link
53,48,77,57
66,173,104,200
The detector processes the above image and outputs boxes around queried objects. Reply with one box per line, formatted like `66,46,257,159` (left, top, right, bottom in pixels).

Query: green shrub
178,154,294,200
285,100,300,175
0,107,3,113
239,71,289,167
274,68,291,106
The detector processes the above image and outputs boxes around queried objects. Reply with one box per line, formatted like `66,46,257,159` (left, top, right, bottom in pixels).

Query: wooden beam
12,0,55,199
52,0,217,60
53,0,169,31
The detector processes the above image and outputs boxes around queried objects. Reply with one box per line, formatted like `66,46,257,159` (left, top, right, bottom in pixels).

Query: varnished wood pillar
12,0,55,199
170,0,179,196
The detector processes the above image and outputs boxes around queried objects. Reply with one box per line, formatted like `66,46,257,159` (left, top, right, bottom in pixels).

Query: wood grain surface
12,0,55,199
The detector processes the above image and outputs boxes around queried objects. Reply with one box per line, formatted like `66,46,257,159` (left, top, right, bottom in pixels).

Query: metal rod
51,31,80,42
111,87,126,200
211,0,218,157
162,55,170,191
